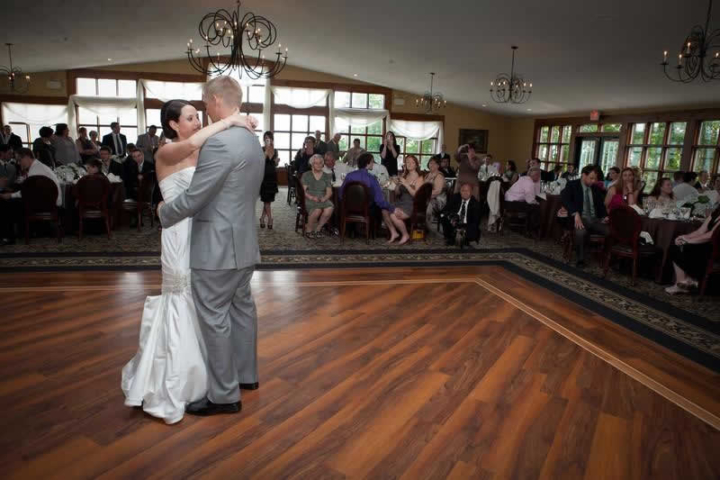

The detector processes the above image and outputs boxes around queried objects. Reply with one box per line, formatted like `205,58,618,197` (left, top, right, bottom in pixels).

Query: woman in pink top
604,167,639,212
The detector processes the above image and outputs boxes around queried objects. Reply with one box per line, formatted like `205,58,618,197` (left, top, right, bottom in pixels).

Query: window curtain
388,118,444,154
1,102,69,142
67,96,138,140
141,80,204,102
334,108,389,133
271,86,330,109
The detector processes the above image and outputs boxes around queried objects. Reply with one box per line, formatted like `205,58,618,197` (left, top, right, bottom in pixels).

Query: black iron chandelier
661,0,720,83
415,72,447,112
186,0,288,79
0,44,31,94
490,46,532,104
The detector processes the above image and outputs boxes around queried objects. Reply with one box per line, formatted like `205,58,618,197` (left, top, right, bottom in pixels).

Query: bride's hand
225,113,258,132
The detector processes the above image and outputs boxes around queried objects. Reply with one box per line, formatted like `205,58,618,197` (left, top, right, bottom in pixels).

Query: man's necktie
459,200,467,223
583,186,595,220
113,134,121,156
331,168,336,183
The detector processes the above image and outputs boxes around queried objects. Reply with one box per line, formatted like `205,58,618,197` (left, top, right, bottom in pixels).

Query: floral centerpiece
55,163,87,183
679,192,715,218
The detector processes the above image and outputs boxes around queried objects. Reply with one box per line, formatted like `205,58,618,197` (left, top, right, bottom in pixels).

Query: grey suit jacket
159,126,264,270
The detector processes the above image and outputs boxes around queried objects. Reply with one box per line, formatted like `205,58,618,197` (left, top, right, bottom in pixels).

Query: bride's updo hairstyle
161,99,192,139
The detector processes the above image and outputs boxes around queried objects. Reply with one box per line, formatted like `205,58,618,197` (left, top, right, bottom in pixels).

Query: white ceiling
1,0,718,116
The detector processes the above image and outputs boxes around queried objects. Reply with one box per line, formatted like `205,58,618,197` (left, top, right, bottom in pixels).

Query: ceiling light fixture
490,46,533,104
0,43,30,94
186,0,288,79
661,0,720,83
415,72,447,113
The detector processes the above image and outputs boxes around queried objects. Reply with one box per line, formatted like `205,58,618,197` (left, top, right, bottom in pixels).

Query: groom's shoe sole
240,382,259,390
186,401,241,416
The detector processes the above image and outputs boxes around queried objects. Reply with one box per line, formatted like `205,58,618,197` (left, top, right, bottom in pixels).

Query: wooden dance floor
1,266,719,479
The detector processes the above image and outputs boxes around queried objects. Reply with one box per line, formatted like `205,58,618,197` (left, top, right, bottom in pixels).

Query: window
143,81,203,101
626,121,686,191
1,102,69,148
273,113,326,166
579,124,599,133
536,125,572,171
78,107,138,141
335,120,385,163
76,77,137,98
396,136,438,170
692,120,720,174
334,92,385,110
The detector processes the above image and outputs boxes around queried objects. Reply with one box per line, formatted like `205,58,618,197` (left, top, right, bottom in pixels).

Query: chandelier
490,46,532,104
0,44,31,94
415,72,447,113
661,0,720,83
186,0,288,80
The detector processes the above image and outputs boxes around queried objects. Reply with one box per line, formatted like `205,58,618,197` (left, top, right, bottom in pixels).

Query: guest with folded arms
644,177,675,210
604,167,639,212
442,182,481,246
339,152,396,228
424,157,447,228
386,155,423,245
665,205,720,294
301,154,334,238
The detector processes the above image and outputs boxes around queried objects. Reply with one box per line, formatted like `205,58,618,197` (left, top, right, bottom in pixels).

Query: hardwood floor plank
583,413,632,480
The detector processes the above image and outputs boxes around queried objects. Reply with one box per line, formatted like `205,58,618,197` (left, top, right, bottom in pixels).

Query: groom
158,76,264,416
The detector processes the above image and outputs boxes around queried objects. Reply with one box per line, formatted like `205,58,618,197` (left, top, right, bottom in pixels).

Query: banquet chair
404,183,433,243
122,173,155,231
560,218,606,264
76,174,112,240
340,181,374,244
286,164,298,206
699,224,720,298
294,181,309,236
603,205,660,285
21,176,62,244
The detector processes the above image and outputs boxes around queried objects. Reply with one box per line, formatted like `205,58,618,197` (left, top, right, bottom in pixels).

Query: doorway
575,136,619,175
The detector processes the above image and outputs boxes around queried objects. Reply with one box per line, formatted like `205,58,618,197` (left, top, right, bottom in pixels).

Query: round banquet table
641,217,702,283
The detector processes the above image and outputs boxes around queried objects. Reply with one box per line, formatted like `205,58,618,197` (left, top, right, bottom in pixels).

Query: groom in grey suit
158,76,264,416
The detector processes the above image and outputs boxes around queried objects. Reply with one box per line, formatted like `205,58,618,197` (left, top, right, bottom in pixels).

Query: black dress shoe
186,397,241,416
240,382,259,390
576,260,586,269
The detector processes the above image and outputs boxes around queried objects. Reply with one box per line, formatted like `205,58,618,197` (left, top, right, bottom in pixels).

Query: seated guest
293,136,316,175
522,158,553,182
645,177,675,210
386,155,424,245
102,122,128,158
561,165,609,268
706,174,720,205
76,127,98,164
0,144,17,188
673,171,684,187
1,125,23,151
301,154,334,238
665,205,720,294
123,146,154,201
99,146,123,177
505,166,542,234
339,152,396,228
136,125,160,164
455,143,481,199
695,170,709,191
84,158,103,176
439,155,455,178
322,151,352,183
314,130,328,156
606,167,620,188
368,156,390,185
673,171,699,203
424,157,447,228
89,130,101,151
605,167,639,212
550,165,563,182
561,164,577,180
32,126,57,169
342,138,365,167
503,160,519,185
483,154,502,173
0,149,61,245
442,182,481,246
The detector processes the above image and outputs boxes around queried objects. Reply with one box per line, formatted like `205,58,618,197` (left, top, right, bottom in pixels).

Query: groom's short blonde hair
203,76,243,109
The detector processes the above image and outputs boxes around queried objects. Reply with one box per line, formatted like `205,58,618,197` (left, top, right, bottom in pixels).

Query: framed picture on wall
458,129,488,153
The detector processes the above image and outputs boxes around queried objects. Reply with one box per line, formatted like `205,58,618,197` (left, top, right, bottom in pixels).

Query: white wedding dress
121,167,207,424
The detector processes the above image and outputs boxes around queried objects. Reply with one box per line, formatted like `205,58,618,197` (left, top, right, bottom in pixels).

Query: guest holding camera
441,182,481,246
260,131,280,229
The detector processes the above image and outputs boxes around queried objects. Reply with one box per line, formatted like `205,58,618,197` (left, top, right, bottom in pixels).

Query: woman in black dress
380,131,400,177
665,205,720,294
260,131,280,229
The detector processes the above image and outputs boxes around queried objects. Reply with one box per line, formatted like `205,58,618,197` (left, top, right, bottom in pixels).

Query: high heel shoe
260,218,266,229
267,221,273,230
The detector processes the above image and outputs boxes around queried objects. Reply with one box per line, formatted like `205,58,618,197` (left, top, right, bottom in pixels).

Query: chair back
21,176,58,215
138,172,156,204
608,205,642,248
76,175,110,211
295,178,308,214
342,181,370,219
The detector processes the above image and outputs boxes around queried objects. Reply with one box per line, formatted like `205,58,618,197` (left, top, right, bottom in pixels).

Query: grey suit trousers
191,266,258,404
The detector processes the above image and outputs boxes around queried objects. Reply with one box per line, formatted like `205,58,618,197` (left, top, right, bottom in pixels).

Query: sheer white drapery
333,108,389,133
1,102,69,141
388,118,444,154
67,96,139,139
141,80,204,103
272,86,330,109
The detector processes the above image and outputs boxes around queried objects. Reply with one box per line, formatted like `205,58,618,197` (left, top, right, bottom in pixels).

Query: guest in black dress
380,131,400,177
260,131,280,229
665,205,720,294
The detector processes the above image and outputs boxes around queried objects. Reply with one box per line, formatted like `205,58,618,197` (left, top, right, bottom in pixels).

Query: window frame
625,121,687,189
535,125,573,172
691,120,720,175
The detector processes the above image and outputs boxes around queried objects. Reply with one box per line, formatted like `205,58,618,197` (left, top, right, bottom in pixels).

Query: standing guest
560,165,609,268
99,146,123,177
102,122,128,158
673,171,699,203
673,171,684,187
439,156,455,177
380,131,400,177
343,138,365,167
665,205,720,294
441,183,481,246
645,177,675,210
484,154,502,173
76,127,98,164
326,132,342,159
0,125,23,151
314,130,328,155
0,145,17,188
301,154,334,238
136,125,160,164
424,157,447,228
369,156,390,185
339,152,396,227
123,146,154,202
293,136,316,176
605,167,639,212
89,130,101,151
504,160,519,185
32,126,56,168
323,150,352,183
52,123,81,166
259,131,279,229
455,143,481,199
606,167,621,188
386,155,423,245
695,170,709,191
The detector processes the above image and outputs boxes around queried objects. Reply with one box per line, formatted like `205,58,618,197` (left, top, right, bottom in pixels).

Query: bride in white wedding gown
121,99,257,424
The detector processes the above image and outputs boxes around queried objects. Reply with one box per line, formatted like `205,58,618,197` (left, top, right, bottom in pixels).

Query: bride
121,99,257,424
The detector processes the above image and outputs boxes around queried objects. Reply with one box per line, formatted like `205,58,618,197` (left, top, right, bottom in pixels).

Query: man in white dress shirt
136,125,160,163
368,157,389,185
323,151,353,185
673,172,699,203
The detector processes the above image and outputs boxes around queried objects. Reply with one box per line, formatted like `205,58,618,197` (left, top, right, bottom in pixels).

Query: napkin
649,208,665,219
640,231,654,245
630,204,645,215
537,192,547,201
106,173,122,183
